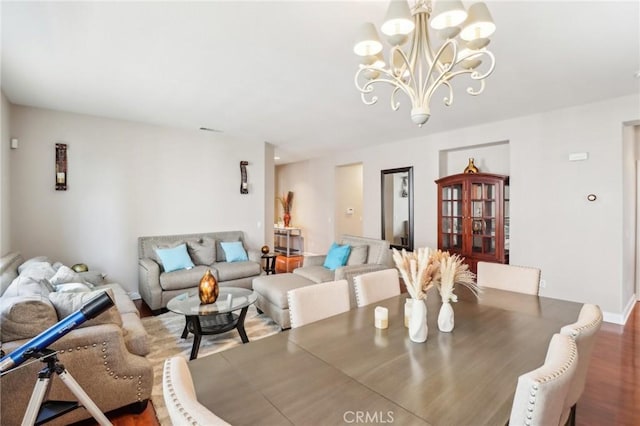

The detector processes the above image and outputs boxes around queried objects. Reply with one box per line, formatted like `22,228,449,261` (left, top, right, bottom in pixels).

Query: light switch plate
569,152,589,161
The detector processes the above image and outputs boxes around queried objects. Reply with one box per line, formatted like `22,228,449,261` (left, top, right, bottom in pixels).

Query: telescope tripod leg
22,369,112,426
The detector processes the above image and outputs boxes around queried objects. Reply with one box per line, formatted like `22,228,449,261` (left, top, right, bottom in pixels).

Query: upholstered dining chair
559,304,603,426
287,279,350,328
509,333,578,426
353,268,401,307
163,356,230,426
476,261,541,295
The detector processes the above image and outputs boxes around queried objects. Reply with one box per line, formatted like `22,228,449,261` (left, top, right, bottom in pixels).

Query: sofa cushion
323,243,351,270
3,274,51,298
347,245,368,266
220,241,249,263
55,282,93,293
17,256,50,275
293,265,335,284
159,265,212,291
49,288,123,329
156,244,195,273
0,295,58,342
49,265,82,286
77,270,105,287
187,237,216,265
213,261,261,282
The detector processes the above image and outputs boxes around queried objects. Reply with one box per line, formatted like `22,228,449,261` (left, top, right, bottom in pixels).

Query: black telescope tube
0,291,114,373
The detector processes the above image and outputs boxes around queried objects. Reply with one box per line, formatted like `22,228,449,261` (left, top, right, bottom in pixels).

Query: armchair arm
0,323,153,425
138,258,162,311
303,255,326,267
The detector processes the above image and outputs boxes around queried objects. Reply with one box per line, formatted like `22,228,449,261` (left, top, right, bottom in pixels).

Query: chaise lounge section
254,235,391,329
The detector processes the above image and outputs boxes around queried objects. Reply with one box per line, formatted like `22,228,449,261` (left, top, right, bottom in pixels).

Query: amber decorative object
199,269,219,304
283,212,291,228
261,245,270,254
463,158,479,174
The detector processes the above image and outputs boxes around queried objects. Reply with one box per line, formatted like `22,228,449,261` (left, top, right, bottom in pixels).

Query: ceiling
2,1,639,164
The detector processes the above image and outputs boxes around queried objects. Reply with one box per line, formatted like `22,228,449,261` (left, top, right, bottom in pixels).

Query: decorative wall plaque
240,161,249,194
55,143,67,190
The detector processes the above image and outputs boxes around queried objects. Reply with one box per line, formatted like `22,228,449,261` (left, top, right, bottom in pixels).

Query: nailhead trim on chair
163,360,199,426
524,341,578,426
568,309,603,336
60,341,147,401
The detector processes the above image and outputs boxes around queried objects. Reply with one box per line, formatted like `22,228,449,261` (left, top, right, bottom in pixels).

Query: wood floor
100,301,639,426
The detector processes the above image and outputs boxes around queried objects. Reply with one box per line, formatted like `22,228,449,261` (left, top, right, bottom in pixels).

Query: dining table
189,286,583,426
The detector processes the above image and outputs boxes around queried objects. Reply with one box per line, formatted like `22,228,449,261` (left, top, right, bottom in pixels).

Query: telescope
0,291,114,373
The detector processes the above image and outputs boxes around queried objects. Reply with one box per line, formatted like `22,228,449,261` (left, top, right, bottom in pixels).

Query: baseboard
602,293,636,325
128,291,141,300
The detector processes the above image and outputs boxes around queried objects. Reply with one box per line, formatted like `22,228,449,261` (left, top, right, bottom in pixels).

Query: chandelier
354,0,496,126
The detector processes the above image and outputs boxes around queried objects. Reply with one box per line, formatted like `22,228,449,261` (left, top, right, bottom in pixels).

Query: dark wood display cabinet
435,173,509,273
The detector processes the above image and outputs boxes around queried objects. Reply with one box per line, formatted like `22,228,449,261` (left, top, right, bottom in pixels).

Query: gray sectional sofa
0,252,153,426
138,231,263,312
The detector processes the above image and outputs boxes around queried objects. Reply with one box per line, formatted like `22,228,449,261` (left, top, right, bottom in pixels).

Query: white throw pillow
55,283,92,293
50,265,82,286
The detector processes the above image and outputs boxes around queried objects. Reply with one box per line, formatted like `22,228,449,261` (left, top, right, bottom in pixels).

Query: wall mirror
381,167,414,251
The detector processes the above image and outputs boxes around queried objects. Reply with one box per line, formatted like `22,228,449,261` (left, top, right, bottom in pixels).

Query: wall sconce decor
401,176,408,198
55,143,67,191
240,161,249,194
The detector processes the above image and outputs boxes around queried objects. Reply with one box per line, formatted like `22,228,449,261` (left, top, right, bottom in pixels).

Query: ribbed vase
199,269,219,304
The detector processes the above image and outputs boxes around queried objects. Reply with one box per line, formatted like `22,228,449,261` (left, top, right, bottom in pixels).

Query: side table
261,253,277,275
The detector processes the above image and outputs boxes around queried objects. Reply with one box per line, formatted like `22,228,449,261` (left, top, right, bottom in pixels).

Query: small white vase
438,301,455,332
409,298,428,343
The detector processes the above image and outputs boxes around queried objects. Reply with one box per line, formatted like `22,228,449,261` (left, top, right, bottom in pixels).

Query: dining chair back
509,333,578,426
163,356,231,426
559,304,603,426
477,261,541,295
287,279,350,328
353,268,401,307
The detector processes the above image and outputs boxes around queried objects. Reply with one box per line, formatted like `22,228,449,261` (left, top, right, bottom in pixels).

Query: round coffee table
167,287,257,360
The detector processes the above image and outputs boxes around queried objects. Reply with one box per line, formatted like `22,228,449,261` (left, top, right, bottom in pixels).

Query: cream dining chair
287,279,350,328
559,304,603,426
163,356,231,426
509,333,578,426
353,268,401,307
476,261,541,295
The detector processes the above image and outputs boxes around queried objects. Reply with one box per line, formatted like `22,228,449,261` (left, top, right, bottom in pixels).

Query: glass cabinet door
440,184,463,250
470,181,497,256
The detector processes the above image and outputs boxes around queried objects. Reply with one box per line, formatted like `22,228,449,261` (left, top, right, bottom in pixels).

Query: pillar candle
374,306,389,329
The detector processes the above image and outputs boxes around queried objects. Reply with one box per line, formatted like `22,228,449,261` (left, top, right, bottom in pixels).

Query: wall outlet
539,279,547,289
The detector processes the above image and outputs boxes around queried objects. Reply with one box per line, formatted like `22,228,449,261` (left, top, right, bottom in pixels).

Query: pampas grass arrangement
430,250,479,303
392,247,440,300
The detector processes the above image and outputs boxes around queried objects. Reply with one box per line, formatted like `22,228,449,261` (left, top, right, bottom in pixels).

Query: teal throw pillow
220,241,249,262
323,243,351,270
155,244,194,272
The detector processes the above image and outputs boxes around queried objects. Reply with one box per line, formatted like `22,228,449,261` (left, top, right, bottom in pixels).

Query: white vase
438,301,455,332
409,298,428,343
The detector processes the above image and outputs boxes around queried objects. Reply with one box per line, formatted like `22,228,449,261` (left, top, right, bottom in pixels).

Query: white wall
275,157,334,254
277,95,640,321
1,91,11,255
9,105,268,295
335,163,363,240
622,123,638,319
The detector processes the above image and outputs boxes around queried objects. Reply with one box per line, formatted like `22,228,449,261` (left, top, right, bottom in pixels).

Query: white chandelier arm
391,87,402,111
355,66,417,109
421,40,457,106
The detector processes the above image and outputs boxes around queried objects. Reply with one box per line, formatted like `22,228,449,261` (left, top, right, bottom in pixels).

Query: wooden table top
189,287,582,426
